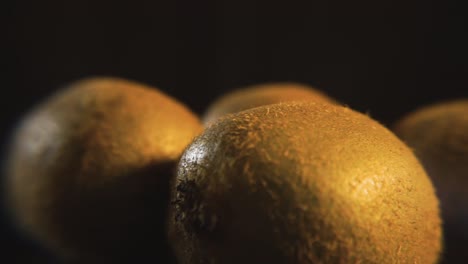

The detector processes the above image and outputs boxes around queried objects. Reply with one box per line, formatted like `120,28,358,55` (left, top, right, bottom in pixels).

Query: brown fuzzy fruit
394,99,468,263
202,83,336,125
4,77,203,263
169,101,442,264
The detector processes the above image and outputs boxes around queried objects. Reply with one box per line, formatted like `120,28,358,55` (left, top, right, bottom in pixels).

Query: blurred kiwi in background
3,77,203,263
202,82,337,125
394,99,468,263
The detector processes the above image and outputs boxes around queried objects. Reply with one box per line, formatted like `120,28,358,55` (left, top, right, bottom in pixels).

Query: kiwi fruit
4,77,203,263
168,101,442,264
394,99,468,263
202,83,336,125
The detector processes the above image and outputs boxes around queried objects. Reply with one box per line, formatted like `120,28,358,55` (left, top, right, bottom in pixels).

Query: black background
2,0,467,262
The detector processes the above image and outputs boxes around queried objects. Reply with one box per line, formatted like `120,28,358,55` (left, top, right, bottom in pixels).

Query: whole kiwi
394,99,468,263
4,77,203,263
202,83,336,125
169,101,442,264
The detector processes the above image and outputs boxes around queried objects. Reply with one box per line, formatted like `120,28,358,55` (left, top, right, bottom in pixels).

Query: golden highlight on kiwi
169,101,442,264
4,77,203,263
202,82,336,125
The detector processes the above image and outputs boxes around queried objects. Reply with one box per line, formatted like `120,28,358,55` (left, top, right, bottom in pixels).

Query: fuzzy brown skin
394,99,468,263
5,77,203,263
169,101,442,264
202,83,336,125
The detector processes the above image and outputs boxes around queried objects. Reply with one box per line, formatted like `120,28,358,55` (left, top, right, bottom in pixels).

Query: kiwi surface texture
169,101,442,264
